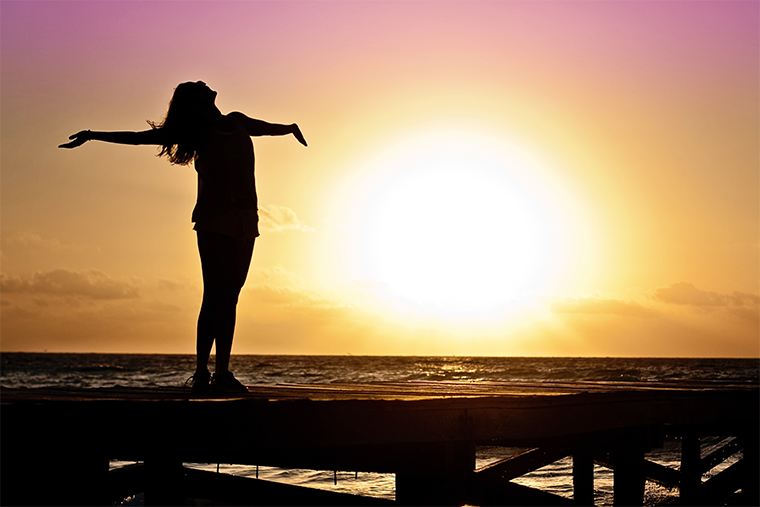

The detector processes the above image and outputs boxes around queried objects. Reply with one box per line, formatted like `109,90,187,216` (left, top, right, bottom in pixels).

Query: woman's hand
291,124,307,147
58,130,91,149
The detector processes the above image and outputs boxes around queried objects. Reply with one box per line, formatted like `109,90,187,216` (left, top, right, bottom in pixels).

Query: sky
1,0,758,357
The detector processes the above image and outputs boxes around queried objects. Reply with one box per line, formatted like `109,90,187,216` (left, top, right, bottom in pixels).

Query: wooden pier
1,380,758,506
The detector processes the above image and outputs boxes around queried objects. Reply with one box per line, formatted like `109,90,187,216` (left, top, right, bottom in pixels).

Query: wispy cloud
157,278,190,292
0,269,139,300
548,295,655,318
246,283,350,312
653,281,759,308
546,282,760,321
258,204,313,233
3,232,83,252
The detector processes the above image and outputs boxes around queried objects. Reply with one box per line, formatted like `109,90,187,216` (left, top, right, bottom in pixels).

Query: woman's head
149,81,217,165
170,81,217,117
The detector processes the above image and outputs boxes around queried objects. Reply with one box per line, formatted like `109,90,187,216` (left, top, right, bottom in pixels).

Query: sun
348,131,566,317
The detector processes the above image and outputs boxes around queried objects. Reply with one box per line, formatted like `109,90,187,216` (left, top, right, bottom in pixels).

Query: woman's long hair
148,82,210,165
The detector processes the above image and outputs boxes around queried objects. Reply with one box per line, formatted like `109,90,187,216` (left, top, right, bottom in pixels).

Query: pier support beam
144,459,185,506
573,450,595,506
680,435,701,504
741,432,759,506
396,471,470,506
612,430,646,506
395,442,474,505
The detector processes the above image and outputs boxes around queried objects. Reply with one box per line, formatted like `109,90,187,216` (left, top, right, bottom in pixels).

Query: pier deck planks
2,380,758,505
2,380,756,458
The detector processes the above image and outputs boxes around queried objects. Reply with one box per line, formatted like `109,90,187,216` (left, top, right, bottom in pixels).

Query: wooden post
73,454,111,506
742,432,759,506
144,459,185,506
612,431,645,506
395,442,474,505
573,449,595,506
680,435,701,504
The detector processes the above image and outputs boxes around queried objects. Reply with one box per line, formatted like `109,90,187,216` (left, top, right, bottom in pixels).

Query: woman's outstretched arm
230,112,307,146
59,128,171,149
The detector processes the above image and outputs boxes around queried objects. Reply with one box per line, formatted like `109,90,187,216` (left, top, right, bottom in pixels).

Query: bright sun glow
348,130,568,317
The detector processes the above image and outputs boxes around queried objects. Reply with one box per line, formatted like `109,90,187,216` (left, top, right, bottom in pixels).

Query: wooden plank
2,387,756,464
476,447,572,482
642,460,680,488
2,379,757,404
699,436,740,474
467,396,658,446
699,460,744,506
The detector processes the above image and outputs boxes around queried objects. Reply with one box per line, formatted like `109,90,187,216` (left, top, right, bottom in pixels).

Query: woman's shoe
211,371,248,393
186,370,211,393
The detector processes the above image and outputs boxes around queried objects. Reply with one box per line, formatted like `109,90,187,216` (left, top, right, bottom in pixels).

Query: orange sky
1,1,758,356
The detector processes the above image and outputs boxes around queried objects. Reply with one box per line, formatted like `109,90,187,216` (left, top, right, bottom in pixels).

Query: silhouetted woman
60,81,307,392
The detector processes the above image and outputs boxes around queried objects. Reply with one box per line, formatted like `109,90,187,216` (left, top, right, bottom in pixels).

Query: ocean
1,353,758,506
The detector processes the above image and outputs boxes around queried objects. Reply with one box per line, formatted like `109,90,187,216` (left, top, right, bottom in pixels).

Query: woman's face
194,81,217,105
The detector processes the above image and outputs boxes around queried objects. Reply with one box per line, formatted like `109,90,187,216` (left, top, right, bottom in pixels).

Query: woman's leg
196,230,255,374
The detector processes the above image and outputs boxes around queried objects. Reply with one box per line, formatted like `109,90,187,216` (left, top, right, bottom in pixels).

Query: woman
60,81,307,392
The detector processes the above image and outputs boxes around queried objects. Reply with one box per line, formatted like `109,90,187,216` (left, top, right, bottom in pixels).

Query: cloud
548,296,655,318
157,278,190,292
145,299,184,312
653,282,759,308
251,264,301,283
3,232,81,252
0,269,140,300
651,282,759,322
246,283,349,312
239,272,357,328
258,204,313,233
